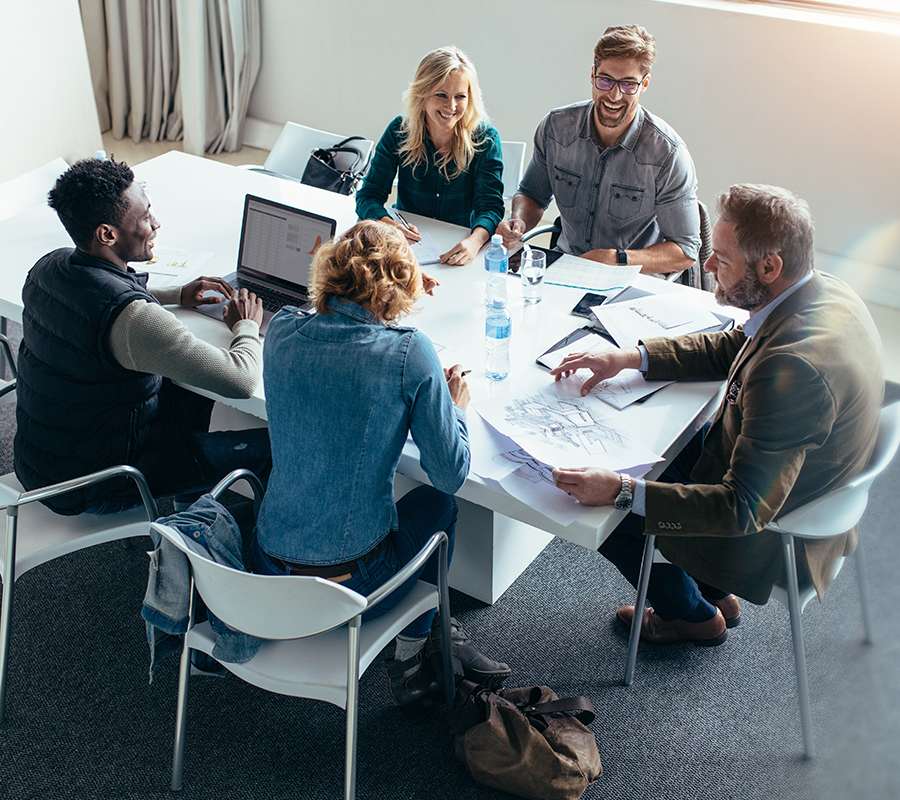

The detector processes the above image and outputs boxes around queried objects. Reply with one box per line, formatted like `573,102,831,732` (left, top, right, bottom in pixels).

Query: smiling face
423,70,469,147
110,181,159,266
591,56,649,144
705,220,771,312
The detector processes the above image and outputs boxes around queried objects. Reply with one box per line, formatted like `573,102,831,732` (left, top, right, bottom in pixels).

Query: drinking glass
521,249,546,304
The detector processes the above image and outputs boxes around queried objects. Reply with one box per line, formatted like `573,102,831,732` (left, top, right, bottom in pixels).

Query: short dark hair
716,184,815,281
47,157,135,250
594,25,656,76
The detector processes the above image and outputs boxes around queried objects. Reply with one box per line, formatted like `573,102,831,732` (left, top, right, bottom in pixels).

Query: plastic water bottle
485,299,512,381
484,234,508,308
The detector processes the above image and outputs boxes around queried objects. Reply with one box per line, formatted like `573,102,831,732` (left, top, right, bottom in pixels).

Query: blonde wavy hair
311,220,422,321
399,46,489,181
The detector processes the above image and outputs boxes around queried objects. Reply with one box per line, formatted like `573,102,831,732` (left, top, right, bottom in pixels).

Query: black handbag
449,681,603,800
300,135,370,195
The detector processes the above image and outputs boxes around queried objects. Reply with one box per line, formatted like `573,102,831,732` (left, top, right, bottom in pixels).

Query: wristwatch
614,474,633,510
616,249,628,266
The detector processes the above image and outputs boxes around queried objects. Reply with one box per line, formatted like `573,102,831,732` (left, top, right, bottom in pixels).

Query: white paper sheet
475,379,662,472
592,293,721,347
543,255,641,293
576,370,674,411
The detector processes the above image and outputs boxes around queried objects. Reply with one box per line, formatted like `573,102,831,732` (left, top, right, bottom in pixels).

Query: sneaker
190,650,226,677
426,617,512,689
384,650,438,721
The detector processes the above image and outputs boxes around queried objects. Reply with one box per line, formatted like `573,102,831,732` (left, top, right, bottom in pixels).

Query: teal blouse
356,116,504,235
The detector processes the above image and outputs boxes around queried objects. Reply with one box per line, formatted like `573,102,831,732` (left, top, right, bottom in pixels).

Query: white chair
500,141,526,202
0,157,68,222
155,469,454,799
247,121,374,184
623,401,900,758
0,465,158,722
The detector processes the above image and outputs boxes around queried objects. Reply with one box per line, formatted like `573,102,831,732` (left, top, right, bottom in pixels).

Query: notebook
194,194,336,333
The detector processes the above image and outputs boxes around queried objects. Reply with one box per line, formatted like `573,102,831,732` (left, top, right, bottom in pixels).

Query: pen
395,211,413,231
461,370,472,377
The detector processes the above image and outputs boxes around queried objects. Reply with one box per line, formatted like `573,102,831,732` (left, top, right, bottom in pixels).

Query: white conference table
0,152,741,603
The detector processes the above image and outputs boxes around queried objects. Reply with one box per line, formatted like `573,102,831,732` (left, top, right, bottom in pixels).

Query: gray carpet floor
1,321,898,800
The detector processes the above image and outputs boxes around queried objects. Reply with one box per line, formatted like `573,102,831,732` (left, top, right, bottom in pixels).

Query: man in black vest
14,157,270,515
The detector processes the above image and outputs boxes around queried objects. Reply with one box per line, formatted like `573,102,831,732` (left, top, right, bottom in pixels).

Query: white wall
247,0,900,307
0,0,103,184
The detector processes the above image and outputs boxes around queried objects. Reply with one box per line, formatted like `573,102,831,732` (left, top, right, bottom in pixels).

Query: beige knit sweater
106,286,262,399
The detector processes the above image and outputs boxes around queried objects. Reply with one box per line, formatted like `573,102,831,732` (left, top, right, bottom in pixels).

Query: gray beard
715,268,770,311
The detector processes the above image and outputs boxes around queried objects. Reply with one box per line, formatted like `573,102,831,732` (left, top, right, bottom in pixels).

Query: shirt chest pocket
551,166,582,208
608,184,644,220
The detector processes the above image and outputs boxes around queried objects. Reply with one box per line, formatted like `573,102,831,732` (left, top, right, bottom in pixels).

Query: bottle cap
491,234,502,246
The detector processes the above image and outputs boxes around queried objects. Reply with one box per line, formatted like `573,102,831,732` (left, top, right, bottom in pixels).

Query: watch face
617,250,628,266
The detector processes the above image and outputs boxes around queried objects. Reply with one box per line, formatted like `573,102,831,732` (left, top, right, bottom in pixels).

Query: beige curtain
79,0,260,155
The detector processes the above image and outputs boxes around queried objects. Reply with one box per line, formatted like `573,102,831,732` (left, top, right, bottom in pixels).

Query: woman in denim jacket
252,221,509,719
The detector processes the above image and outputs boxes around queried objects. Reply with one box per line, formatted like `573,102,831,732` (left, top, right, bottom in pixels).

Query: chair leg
782,533,815,759
0,509,18,724
853,538,874,645
344,617,361,800
624,533,655,686
171,587,196,790
437,534,454,711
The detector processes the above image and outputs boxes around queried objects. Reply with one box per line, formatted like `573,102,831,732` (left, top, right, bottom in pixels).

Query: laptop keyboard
232,278,307,313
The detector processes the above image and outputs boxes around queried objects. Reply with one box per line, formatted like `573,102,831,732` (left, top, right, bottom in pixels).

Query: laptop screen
236,194,336,293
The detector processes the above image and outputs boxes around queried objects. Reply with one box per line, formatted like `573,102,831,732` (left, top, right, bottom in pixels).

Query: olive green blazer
642,272,883,604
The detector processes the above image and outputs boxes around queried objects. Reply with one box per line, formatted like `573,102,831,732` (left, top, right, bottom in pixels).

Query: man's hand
380,215,421,243
444,363,470,410
549,347,642,395
421,271,440,296
496,218,526,249
180,276,234,308
552,466,621,505
222,287,263,330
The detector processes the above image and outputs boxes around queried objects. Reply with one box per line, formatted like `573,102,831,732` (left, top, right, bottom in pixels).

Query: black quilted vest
14,248,207,514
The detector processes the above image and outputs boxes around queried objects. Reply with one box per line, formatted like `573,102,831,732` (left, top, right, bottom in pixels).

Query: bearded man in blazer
549,184,884,646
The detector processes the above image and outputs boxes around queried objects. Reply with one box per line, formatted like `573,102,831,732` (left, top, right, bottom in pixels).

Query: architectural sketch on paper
493,448,555,485
501,391,629,456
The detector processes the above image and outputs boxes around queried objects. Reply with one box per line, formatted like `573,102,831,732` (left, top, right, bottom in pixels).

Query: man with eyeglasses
498,25,700,276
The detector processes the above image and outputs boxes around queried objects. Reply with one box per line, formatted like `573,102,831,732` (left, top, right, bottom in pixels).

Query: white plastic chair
500,141,526,202
244,121,374,184
0,465,158,722
622,400,900,758
0,157,68,222
154,469,454,799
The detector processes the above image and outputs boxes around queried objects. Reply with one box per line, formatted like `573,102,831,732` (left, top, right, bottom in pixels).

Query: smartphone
571,292,608,318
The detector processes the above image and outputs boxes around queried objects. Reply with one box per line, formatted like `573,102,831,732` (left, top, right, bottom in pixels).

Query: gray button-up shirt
518,102,700,261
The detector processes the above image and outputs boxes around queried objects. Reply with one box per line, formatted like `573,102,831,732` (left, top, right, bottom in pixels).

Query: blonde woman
356,46,504,266
253,221,510,719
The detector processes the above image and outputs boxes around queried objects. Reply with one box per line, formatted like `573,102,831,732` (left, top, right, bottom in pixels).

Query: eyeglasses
592,71,646,95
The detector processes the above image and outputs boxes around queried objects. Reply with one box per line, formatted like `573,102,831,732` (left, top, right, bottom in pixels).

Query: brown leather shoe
616,605,728,647
707,595,741,628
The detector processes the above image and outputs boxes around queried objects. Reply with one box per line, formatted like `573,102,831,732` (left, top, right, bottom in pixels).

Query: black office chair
520,200,714,292
0,333,16,403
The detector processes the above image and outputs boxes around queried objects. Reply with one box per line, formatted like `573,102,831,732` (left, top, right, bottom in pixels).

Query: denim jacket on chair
141,494,262,682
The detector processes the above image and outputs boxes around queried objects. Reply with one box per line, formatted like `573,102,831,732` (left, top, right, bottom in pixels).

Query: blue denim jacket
255,300,470,565
142,494,262,681
518,102,700,261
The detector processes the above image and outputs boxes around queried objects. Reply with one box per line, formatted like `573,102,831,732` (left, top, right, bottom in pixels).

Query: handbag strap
517,690,596,726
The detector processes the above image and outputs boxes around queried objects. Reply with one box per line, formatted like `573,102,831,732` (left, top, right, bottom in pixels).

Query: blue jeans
86,391,271,514
599,426,729,620
253,485,457,639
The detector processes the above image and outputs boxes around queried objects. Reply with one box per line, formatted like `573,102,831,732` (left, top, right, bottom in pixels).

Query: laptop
194,194,336,333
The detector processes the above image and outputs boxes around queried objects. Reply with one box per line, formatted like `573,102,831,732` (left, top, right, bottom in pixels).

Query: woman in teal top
356,46,504,266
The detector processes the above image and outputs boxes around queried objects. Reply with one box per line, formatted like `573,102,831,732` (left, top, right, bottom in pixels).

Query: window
737,1,900,21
